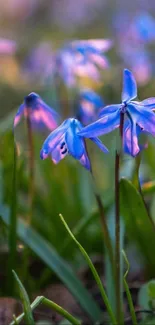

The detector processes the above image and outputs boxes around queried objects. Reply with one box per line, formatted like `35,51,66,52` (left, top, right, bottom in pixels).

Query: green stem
11,296,81,325
122,250,138,325
115,112,124,324
7,143,17,295
26,114,34,224
84,140,114,273
59,213,117,325
93,189,114,271
43,297,81,325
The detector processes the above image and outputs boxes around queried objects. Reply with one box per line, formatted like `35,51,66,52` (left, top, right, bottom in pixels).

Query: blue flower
78,69,155,157
40,118,108,170
55,39,112,87
133,13,155,43
14,92,59,131
77,89,104,125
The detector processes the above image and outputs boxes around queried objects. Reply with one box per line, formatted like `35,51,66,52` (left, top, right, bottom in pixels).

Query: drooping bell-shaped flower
76,89,104,125
78,69,155,156
40,118,108,170
14,92,59,131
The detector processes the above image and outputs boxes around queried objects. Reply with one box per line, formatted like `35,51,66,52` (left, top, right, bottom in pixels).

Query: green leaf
7,143,17,295
122,250,137,325
120,178,155,272
11,295,81,325
0,204,102,322
12,270,35,325
138,280,155,312
59,213,116,325
0,110,16,134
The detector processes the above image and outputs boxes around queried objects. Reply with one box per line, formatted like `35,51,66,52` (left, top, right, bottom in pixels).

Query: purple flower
78,69,155,157
14,92,59,131
23,42,54,83
118,45,152,85
55,39,112,87
77,89,104,125
0,38,16,55
131,13,155,43
40,118,108,170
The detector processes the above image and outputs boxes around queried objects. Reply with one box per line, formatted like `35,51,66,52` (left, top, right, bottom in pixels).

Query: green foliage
138,280,155,324
11,295,81,325
13,270,35,325
120,178,155,273
122,250,138,325
0,203,102,321
59,213,116,325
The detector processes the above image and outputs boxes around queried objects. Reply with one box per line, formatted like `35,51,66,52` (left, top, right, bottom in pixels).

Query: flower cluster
53,39,112,87
14,37,155,170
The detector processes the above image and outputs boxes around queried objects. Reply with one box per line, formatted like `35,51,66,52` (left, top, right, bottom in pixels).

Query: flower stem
92,185,114,271
115,112,124,324
26,114,34,224
84,140,114,272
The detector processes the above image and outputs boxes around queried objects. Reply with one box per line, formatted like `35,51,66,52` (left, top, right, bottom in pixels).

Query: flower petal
89,53,109,68
128,103,155,136
40,119,70,159
65,121,84,159
79,152,91,170
99,104,121,118
123,119,141,157
30,97,59,131
90,137,108,153
72,39,113,52
51,136,68,164
122,69,137,103
78,110,120,138
138,97,155,110
14,104,25,128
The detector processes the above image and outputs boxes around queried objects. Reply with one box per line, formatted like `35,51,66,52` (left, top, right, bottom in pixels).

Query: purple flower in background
78,69,155,157
77,89,104,125
114,11,155,85
131,12,155,43
40,118,108,170
55,39,112,87
119,45,152,85
0,38,16,55
23,42,54,82
14,92,59,131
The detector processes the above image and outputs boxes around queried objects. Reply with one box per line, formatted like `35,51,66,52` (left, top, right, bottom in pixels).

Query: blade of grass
122,250,138,325
13,270,35,325
7,143,17,295
0,204,102,322
59,213,116,325
10,296,43,325
11,295,81,325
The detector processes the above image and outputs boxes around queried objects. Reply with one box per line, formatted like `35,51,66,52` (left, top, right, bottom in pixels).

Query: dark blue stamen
60,142,65,149
61,148,67,154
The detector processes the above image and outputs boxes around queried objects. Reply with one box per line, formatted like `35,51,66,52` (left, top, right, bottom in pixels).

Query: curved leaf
120,178,155,272
0,204,102,322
